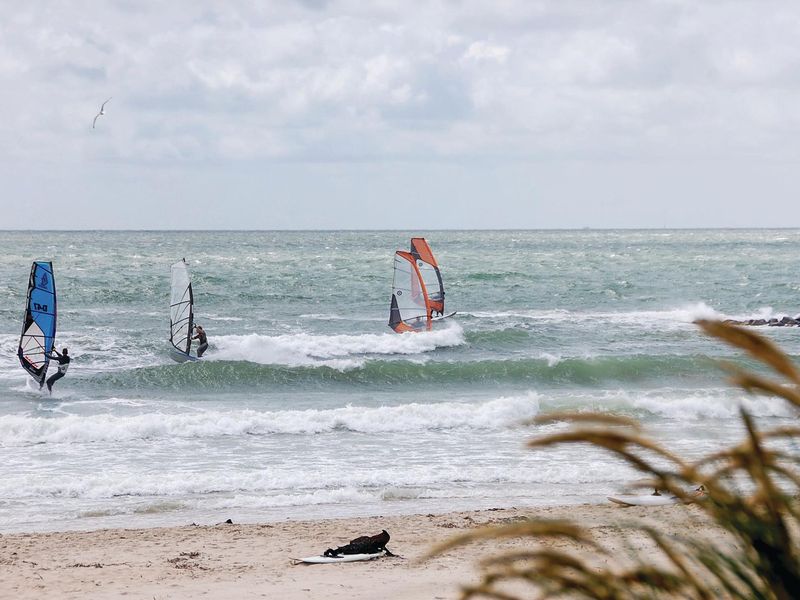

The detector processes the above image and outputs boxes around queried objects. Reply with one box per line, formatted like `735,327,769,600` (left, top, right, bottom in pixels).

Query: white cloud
2,0,800,228
464,41,509,63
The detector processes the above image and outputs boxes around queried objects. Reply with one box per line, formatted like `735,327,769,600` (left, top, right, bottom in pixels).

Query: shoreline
1,502,722,599
0,493,605,536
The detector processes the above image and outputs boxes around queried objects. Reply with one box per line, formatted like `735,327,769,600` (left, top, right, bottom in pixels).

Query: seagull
92,97,112,129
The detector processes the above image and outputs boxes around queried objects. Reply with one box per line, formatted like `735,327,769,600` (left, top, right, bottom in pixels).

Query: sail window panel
416,261,443,302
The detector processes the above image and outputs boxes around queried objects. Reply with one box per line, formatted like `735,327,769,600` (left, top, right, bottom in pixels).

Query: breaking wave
209,324,466,368
0,394,540,445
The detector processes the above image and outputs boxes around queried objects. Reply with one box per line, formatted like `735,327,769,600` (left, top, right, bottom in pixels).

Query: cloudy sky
2,0,800,229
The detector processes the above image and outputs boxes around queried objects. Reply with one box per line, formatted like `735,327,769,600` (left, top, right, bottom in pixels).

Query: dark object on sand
323,529,393,557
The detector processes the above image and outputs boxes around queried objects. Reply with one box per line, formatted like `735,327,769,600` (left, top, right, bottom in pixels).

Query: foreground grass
432,321,800,599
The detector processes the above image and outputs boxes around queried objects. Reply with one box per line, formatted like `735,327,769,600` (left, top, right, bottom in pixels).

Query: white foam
555,388,798,420
205,488,376,509
0,457,564,501
0,393,540,445
55,397,150,409
462,302,723,328
629,392,796,420
210,323,466,367
539,352,564,367
463,302,800,329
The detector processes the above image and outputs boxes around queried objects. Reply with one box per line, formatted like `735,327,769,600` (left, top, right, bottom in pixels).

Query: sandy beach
0,502,724,599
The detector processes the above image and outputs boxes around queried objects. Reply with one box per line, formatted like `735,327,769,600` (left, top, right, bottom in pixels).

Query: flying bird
92,97,112,129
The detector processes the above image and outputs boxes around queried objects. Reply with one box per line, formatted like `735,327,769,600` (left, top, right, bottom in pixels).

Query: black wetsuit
194,330,208,357
46,353,70,392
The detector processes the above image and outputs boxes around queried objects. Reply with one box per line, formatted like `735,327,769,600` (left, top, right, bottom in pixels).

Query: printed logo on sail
39,273,49,287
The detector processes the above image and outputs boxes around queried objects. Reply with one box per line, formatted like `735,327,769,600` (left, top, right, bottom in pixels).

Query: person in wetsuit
44,347,70,393
192,325,208,358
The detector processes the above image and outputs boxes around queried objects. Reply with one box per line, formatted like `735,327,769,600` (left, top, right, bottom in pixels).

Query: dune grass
431,320,800,599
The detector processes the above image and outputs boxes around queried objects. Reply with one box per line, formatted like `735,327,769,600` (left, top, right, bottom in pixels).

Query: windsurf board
168,347,200,363
432,311,457,321
294,552,385,564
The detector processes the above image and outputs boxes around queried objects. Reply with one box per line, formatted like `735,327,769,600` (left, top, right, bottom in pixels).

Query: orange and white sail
409,238,445,316
389,251,432,333
389,238,447,333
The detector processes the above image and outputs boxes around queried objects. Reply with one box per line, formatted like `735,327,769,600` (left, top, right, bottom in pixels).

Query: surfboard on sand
293,551,386,565
608,495,679,507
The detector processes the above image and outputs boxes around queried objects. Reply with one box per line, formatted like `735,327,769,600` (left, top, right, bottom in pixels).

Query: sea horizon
3,226,800,233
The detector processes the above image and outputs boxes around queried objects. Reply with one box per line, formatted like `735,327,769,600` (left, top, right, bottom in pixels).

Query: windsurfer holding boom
192,325,208,357
43,347,70,394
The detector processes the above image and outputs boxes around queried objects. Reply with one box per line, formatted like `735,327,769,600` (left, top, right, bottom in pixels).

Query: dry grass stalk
431,321,800,599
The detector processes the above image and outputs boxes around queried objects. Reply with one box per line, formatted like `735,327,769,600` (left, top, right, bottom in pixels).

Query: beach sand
0,503,724,599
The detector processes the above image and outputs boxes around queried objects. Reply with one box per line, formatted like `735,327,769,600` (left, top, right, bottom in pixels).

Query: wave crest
210,323,466,368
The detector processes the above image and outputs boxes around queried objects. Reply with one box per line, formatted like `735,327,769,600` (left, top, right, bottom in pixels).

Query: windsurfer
192,325,208,357
44,347,70,393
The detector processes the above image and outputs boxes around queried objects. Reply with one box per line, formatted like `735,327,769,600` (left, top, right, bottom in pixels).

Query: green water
1,229,798,532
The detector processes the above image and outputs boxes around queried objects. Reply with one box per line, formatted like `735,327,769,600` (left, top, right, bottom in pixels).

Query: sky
2,0,800,229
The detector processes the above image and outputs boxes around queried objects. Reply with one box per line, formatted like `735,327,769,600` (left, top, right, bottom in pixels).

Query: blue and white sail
169,259,196,361
18,261,57,385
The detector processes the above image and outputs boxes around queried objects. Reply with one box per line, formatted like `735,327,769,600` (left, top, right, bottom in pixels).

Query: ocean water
1,230,799,533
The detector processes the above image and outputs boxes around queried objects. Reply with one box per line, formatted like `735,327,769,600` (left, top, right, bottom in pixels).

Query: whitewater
1,229,799,532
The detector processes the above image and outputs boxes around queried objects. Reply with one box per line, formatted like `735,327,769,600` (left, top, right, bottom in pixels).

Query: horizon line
2,226,800,233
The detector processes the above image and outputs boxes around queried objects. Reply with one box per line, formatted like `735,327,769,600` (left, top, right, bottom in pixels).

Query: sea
1,230,799,533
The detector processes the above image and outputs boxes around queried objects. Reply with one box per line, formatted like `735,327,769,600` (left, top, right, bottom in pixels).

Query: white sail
169,259,193,355
416,261,442,302
389,251,431,332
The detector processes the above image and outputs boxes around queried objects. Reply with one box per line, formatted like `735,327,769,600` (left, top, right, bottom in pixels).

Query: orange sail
409,238,445,316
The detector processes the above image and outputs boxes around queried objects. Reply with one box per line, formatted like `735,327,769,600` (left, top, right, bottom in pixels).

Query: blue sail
18,261,57,385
